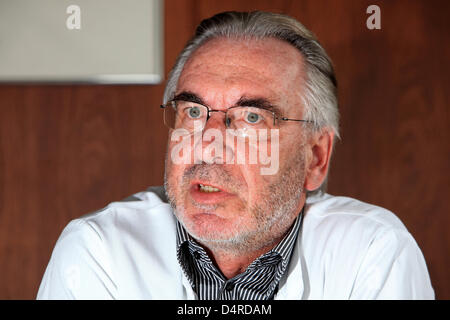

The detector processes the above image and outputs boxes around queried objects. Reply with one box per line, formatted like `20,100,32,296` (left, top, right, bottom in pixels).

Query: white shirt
37,186,434,299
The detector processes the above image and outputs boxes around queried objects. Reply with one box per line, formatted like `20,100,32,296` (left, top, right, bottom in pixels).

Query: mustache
182,163,244,192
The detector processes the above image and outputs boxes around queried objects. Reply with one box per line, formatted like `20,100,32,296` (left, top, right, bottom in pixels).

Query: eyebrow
236,97,283,116
173,91,205,105
173,91,283,116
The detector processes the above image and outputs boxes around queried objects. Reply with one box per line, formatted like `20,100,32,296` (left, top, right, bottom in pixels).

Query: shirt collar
176,207,303,264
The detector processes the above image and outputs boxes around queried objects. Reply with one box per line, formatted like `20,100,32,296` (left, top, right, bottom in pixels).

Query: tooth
199,184,220,192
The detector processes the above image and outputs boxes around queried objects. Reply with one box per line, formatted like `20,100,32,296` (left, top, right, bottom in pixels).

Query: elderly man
37,11,434,299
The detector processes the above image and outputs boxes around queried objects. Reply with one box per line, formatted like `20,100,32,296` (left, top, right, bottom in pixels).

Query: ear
304,129,335,192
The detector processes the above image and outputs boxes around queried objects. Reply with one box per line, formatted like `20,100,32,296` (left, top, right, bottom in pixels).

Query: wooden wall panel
0,85,168,298
0,0,448,299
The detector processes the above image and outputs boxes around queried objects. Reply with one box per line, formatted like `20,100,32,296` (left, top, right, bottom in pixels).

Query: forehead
177,37,306,111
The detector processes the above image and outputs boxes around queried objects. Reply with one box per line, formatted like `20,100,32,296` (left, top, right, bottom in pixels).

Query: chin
178,210,234,238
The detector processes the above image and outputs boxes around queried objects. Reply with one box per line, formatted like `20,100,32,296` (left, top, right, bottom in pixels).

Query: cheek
165,131,201,178
238,163,275,207
245,135,304,193
165,143,189,189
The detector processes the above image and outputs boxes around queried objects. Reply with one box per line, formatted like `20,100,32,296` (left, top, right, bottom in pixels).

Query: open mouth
198,183,220,193
189,182,232,204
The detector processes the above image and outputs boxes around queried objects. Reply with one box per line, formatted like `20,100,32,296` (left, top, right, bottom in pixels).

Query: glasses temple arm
277,116,313,123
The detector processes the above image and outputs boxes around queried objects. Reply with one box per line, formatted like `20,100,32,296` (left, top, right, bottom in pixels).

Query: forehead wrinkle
182,61,273,88
184,59,288,90
178,70,280,111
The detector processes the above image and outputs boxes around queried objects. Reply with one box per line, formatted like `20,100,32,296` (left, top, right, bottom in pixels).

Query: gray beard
164,149,306,256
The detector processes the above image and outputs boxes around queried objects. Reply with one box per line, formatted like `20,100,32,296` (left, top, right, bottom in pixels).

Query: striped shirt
176,210,303,300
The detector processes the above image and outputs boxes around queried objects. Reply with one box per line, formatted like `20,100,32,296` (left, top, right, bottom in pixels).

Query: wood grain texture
0,0,448,299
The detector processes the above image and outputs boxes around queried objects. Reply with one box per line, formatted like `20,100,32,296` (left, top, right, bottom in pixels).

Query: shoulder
302,193,414,256
64,186,178,269
75,186,175,241
304,193,409,240
299,193,434,299
38,186,179,299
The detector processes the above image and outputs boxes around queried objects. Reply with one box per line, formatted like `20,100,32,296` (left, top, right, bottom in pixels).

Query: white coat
37,186,434,299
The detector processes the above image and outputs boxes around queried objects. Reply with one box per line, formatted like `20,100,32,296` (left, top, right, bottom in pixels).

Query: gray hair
163,11,340,195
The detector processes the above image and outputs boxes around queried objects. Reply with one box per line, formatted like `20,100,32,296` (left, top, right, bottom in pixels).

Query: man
37,11,434,299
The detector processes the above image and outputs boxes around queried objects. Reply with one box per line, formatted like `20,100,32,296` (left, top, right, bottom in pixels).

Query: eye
246,112,261,124
187,106,202,119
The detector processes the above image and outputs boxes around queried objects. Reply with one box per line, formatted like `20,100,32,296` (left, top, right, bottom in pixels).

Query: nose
195,111,233,165
204,110,227,131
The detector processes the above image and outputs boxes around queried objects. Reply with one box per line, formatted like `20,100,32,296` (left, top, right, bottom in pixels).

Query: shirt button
225,282,235,291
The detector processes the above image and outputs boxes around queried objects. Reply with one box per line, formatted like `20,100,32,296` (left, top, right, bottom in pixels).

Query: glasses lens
227,107,275,130
163,100,208,132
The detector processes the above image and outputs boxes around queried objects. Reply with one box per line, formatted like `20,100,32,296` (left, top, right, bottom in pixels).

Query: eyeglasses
160,100,313,133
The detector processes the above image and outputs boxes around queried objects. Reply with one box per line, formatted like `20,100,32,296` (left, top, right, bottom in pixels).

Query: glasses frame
160,99,314,129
